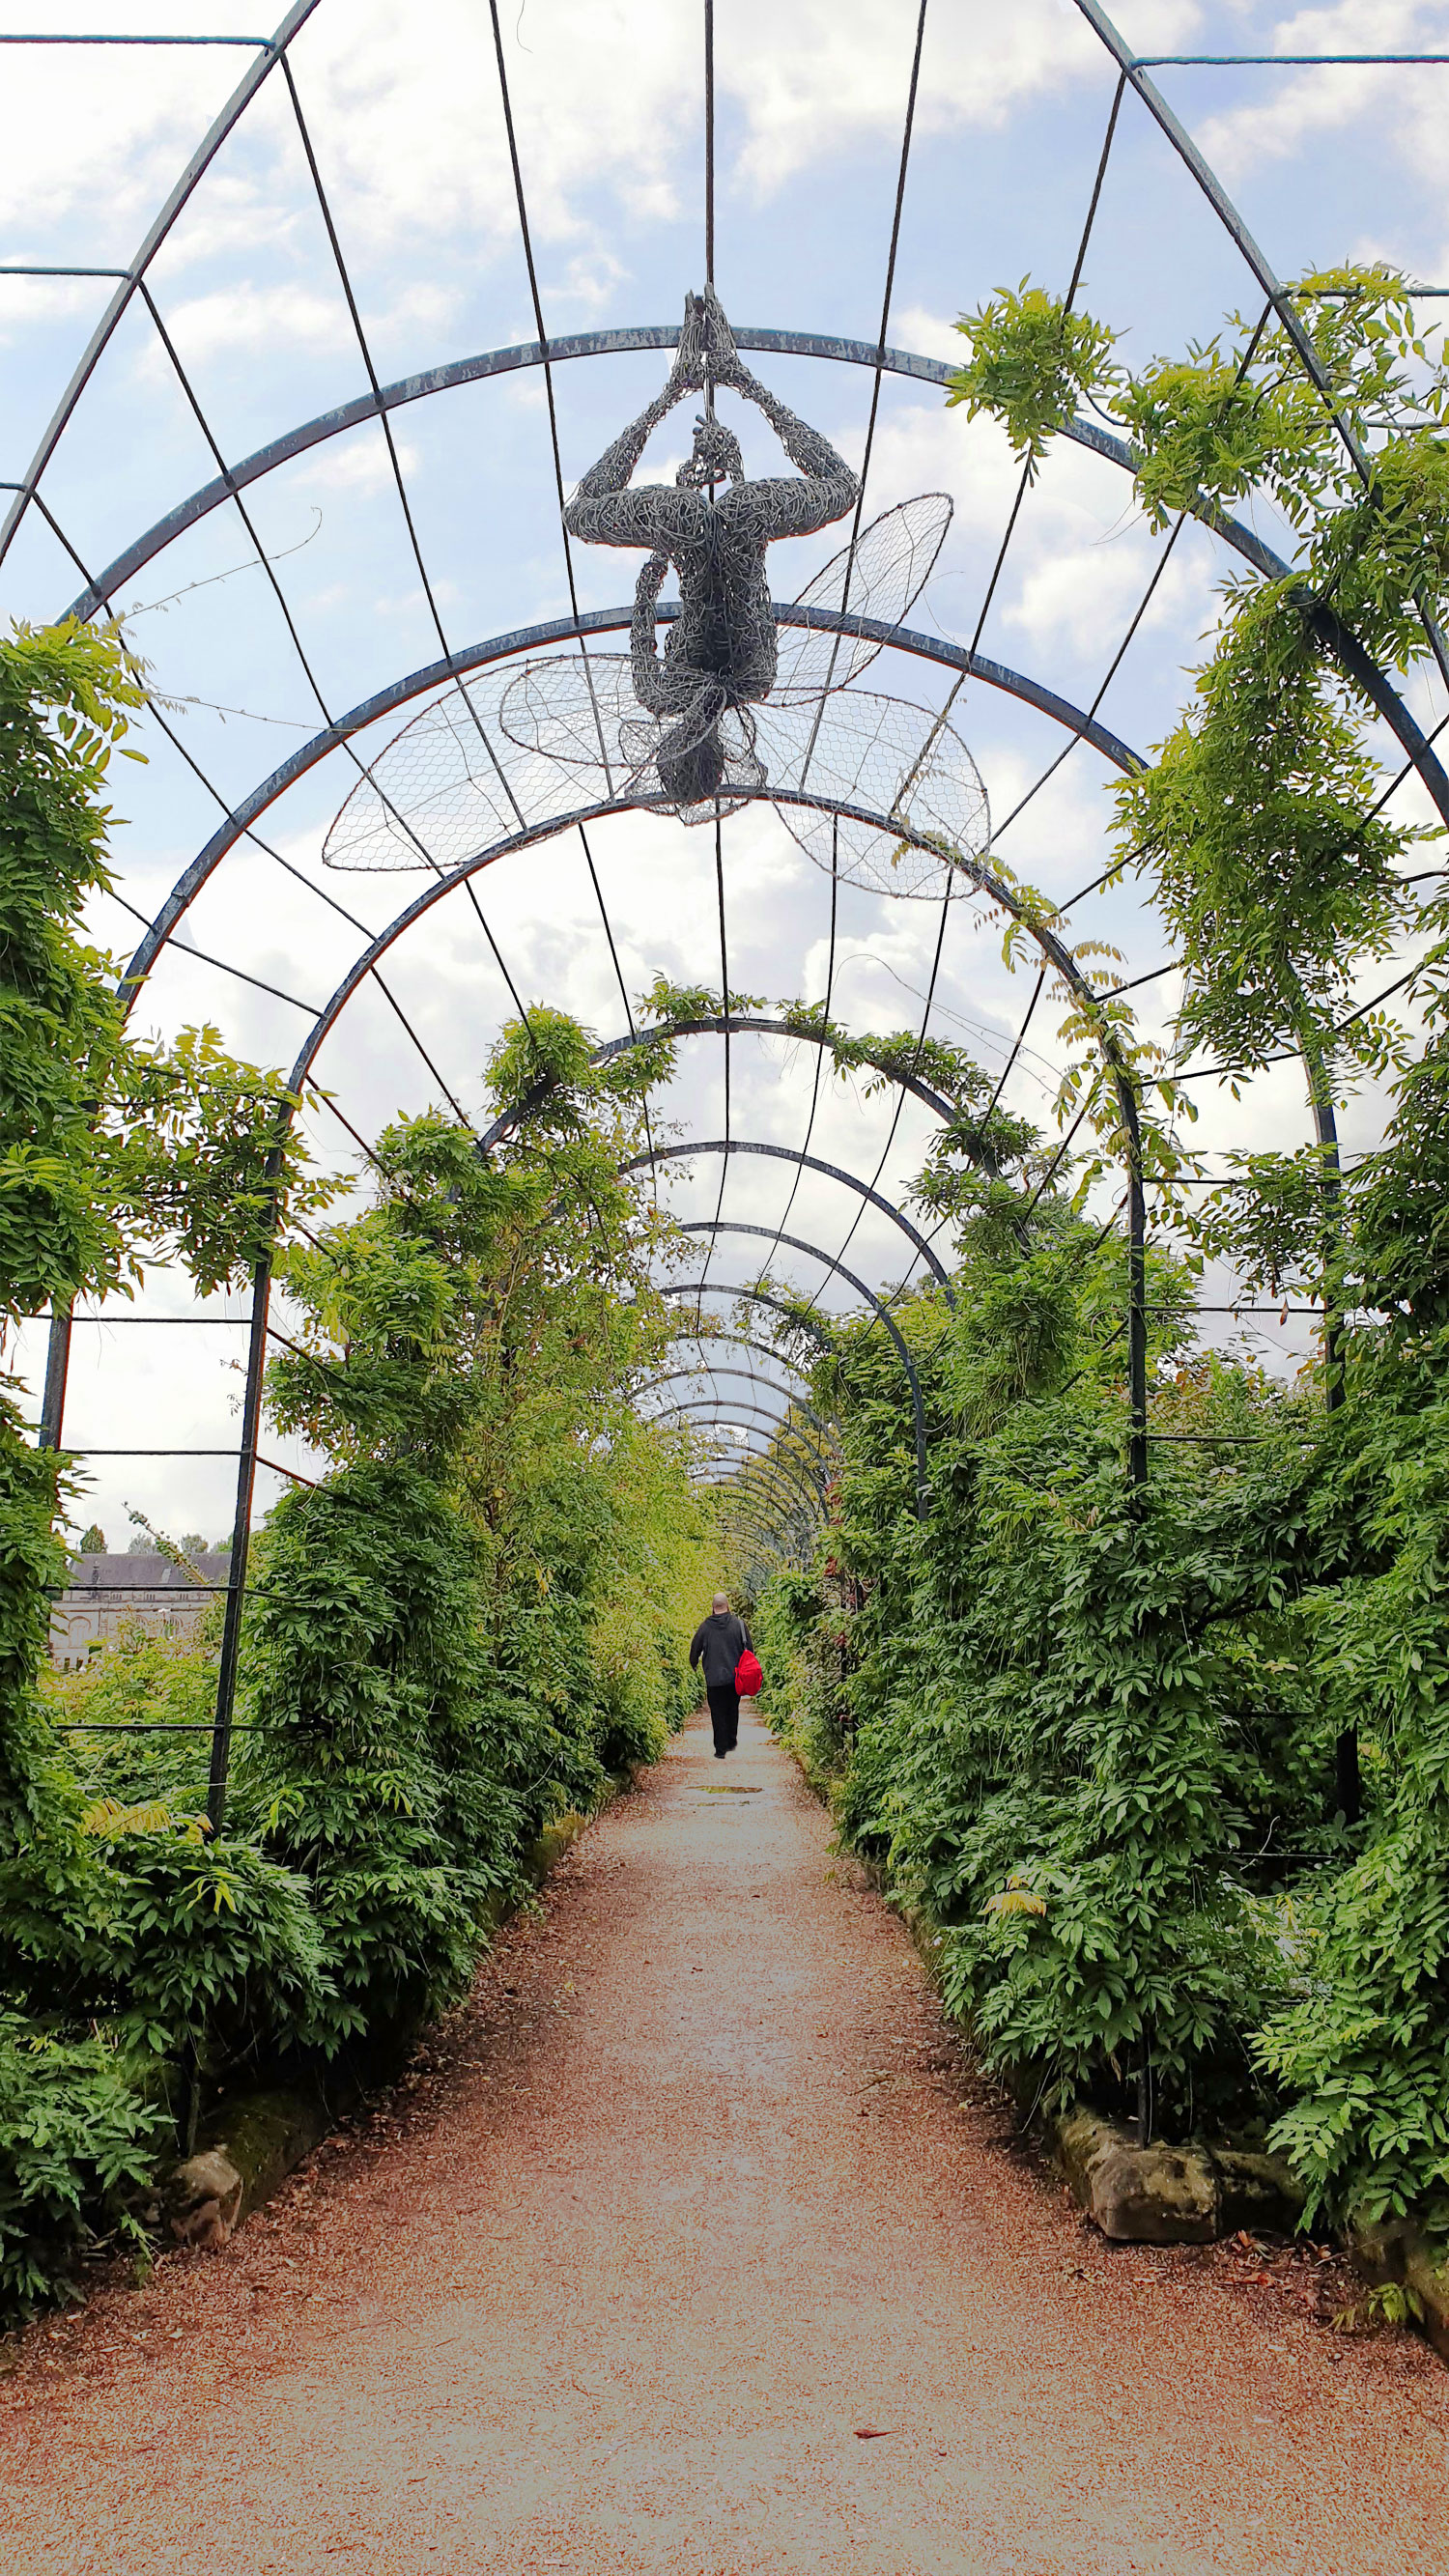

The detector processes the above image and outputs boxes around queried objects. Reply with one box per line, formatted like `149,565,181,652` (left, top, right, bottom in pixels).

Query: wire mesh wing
753,686,990,901
322,676,565,871
772,492,953,704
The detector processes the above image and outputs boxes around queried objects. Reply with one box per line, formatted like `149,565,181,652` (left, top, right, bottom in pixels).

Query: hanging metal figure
563,285,859,807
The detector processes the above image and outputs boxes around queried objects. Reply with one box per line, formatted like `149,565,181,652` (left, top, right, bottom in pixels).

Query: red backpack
735,1647,763,1698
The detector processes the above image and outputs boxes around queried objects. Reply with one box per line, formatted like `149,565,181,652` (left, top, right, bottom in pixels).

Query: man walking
689,1593,753,1760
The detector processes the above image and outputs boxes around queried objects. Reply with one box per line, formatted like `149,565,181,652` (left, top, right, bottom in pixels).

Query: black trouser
705,1683,740,1755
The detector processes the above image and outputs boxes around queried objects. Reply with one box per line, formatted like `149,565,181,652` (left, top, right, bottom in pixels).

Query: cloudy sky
4,0,1447,1543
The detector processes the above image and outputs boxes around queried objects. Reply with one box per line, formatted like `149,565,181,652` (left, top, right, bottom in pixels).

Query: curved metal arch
278,786,1113,1104
619,1140,956,1306
122,609,1141,1004
669,1223,933,1516
636,1366,834,1439
481,1013,964,1158
649,1401,836,1481
60,314,1448,826
0,0,324,576
707,1493,810,1556
688,1440,826,1527
698,1492,815,1572
661,1282,837,1352
693,1456,826,1535
256,780,1136,1483
660,1328,814,1390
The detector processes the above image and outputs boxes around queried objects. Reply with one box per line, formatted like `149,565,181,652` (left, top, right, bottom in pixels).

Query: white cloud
139,282,355,372
1198,2,1445,181
296,434,422,496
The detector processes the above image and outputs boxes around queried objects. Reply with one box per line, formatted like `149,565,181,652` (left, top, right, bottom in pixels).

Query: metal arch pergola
649,1403,836,1485
690,1438,827,1522
13,0,1443,1846
483,1014,970,1157
666,1229,935,1513
653,1330,815,1396
619,1142,957,1306
636,1369,834,1438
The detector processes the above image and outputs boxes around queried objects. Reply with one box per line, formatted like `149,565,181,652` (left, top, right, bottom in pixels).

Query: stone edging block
1050,2107,1305,2245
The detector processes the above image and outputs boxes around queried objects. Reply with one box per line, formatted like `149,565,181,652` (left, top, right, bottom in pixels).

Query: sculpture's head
657,722,725,807
676,416,743,489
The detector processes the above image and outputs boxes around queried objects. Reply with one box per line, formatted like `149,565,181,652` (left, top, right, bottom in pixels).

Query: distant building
50,1552,231,1669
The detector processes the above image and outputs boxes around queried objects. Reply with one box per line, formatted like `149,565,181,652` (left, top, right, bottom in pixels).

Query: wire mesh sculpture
323,287,987,884
554,284,858,816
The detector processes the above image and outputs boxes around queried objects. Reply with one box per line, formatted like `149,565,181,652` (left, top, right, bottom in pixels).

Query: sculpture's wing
323,680,526,871
772,493,953,704
754,684,990,902
324,659,652,870
497,654,640,788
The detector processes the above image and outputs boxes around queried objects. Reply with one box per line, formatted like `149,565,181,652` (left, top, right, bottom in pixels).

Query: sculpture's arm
701,285,860,498
564,297,708,547
630,552,670,708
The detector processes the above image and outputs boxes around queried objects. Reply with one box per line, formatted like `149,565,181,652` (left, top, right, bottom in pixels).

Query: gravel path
4,1709,1447,2573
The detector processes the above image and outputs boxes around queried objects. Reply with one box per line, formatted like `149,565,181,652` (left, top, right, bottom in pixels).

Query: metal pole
703,0,715,290
39,1306,72,1451
206,1247,273,1834
1122,1084,1149,1491
1304,1044,1357,1822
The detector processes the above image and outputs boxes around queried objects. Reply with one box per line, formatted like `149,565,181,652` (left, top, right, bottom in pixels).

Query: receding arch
648,1401,836,1477
620,1141,956,1305
668,1226,934,1514
657,1327,814,1390
637,1366,833,1438
480,1014,965,1159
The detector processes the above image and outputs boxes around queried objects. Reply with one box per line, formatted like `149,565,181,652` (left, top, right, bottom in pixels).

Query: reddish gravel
4,1709,1448,2573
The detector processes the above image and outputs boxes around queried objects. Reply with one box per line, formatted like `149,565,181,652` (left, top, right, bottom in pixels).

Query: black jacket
689,1611,753,1690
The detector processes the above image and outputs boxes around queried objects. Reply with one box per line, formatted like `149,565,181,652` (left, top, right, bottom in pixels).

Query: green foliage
947,281,1121,475
0,2016,164,2313
1116,590,1416,1074
0,621,332,1329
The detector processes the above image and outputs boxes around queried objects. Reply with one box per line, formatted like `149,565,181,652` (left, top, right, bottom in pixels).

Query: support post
1305,1046,1358,1824
39,1306,73,1451
1122,1085,1149,1491
206,1249,272,1836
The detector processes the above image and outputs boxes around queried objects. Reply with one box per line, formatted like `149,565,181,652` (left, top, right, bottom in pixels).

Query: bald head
711,1593,729,1614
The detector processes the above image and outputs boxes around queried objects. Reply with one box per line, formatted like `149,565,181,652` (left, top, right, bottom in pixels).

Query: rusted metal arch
52,311,1449,825
619,1141,956,1307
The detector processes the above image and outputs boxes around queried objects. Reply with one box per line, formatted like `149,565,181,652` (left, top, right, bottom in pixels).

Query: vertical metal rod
39,1307,73,1451
1122,1083,1149,1491
206,1247,273,1834
703,0,715,289
1304,1044,1358,1822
